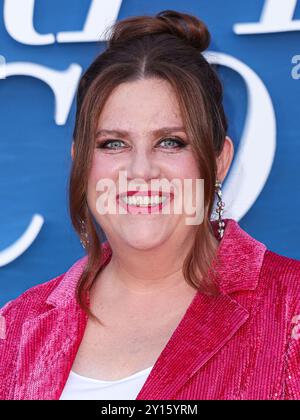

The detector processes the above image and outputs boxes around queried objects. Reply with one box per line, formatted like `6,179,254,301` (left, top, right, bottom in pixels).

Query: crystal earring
79,219,89,249
215,180,225,239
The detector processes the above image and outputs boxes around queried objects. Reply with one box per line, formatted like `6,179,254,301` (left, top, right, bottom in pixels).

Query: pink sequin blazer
1,218,300,400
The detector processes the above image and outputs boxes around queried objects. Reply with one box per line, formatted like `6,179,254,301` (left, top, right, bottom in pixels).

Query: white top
59,366,154,400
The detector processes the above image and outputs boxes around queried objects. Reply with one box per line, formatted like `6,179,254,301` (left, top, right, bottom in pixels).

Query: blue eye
96,140,126,150
158,137,186,149
96,137,187,151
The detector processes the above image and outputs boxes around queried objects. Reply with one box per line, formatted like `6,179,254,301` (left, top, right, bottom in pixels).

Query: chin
121,229,168,251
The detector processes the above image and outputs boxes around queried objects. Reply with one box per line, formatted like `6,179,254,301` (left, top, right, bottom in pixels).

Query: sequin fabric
0,219,300,400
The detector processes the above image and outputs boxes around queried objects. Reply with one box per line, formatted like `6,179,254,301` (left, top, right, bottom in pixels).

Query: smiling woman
69,10,234,322
1,9,300,401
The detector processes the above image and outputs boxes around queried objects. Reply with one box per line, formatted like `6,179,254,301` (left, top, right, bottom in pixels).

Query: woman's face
86,77,202,251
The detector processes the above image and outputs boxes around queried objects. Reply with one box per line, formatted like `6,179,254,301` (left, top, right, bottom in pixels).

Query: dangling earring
79,219,89,249
215,180,225,239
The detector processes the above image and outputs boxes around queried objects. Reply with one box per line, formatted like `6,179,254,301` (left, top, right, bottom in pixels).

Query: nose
126,148,161,183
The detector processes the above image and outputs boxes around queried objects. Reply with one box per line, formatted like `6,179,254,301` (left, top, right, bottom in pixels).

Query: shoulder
261,249,300,283
0,271,67,390
260,249,300,311
0,273,65,324
261,251,300,399
0,255,87,323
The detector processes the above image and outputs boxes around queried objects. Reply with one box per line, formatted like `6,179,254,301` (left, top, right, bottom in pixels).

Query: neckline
70,365,154,384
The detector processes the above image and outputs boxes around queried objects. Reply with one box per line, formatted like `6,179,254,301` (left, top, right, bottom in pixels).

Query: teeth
121,195,167,206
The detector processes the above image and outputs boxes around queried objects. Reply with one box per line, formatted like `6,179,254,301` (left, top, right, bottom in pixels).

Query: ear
71,141,74,161
216,136,234,182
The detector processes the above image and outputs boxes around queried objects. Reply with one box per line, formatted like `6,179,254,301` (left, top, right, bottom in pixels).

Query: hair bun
156,10,211,52
106,9,211,53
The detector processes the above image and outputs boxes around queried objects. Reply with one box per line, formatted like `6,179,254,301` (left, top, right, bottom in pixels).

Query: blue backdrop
1,0,300,307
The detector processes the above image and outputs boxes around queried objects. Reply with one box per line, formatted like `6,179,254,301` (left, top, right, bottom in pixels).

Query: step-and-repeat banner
1,0,300,306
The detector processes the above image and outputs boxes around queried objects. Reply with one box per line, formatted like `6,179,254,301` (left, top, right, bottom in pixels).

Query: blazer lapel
136,291,249,400
13,243,113,400
136,218,267,399
13,301,88,400
12,219,266,400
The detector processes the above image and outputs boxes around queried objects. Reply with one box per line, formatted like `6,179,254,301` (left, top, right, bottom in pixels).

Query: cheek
169,156,201,211
89,153,119,185
171,155,200,180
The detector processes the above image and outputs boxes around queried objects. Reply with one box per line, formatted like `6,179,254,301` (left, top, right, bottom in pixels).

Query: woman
1,10,300,401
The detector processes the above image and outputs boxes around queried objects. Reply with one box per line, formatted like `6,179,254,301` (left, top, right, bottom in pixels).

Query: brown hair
69,9,228,324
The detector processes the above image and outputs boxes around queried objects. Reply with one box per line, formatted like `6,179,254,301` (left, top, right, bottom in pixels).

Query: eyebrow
95,126,186,138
